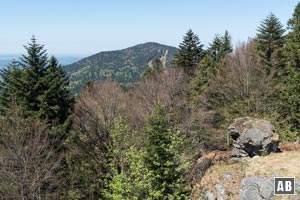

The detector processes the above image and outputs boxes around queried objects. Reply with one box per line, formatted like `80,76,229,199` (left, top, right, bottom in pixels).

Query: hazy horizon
0,54,83,67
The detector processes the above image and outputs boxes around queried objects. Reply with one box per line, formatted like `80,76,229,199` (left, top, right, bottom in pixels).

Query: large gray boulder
228,117,279,157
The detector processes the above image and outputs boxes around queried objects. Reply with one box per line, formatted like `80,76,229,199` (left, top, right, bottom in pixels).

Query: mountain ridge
64,42,178,94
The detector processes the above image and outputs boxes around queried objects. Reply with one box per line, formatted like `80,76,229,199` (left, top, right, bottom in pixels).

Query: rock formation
228,117,280,157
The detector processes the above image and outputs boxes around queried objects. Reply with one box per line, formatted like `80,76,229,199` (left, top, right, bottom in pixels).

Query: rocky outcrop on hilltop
192,117,300,200
228,117,280,157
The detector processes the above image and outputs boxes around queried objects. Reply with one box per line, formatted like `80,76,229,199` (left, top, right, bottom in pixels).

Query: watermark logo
274,177,295,195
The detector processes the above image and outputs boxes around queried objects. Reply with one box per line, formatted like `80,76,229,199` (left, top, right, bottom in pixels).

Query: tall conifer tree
0,36,73,125
39,56,73,123
192,31,232,98
256,13,285,74
280,3,300,131
144,105,188,199
19,36,49,113
0,60,22,113
173,29,204,76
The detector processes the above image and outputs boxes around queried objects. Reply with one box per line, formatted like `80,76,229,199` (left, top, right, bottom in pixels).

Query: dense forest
0,2,300,199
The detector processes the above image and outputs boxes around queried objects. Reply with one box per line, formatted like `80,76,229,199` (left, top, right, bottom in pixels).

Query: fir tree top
288,2,300,30
257,13,285,42
255,13,285,72
20,36,48,75
174,29,204,75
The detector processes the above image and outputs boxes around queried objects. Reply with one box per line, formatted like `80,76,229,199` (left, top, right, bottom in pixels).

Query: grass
246,151,300,177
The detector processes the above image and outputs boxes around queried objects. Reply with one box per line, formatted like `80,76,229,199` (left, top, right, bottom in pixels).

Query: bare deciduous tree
67,82,128,199
0,108,62,200
202,41,276,116
73,82,127,160
129,69,190,130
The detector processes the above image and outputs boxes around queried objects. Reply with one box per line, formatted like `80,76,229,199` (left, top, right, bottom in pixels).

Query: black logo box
274,177,295,195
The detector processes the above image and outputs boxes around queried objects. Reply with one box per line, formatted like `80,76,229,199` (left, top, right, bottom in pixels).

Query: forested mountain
63,42,178,93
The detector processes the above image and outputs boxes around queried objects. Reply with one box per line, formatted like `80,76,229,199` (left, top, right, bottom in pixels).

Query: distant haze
0,55,82,68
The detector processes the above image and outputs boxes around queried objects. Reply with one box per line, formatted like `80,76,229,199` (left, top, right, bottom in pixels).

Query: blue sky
0,0,298,56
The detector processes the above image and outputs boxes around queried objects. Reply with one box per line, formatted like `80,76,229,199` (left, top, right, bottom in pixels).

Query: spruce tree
191,56,213,98
144,105,188,199
256,13,285,73
0,60,22,113
222,30,233,56
207,35,223,63
39,56,73,124
192,31,232,99
280,2,300,131
19,36,49,113
0,36,73,125
207,31,233,66
173,29,204,76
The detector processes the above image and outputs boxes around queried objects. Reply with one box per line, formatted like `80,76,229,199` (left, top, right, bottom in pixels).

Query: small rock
215,183,225,200
223,172,232,181
204,191,216,200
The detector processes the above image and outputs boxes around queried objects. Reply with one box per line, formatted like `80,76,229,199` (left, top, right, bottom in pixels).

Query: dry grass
193,162,246,200
246,151,300,177
280,142,300,151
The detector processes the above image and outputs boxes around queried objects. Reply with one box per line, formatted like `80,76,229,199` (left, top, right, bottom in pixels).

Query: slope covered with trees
64,42,178,94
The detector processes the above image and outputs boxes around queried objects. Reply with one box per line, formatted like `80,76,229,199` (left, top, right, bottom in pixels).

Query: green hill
63,42,178,94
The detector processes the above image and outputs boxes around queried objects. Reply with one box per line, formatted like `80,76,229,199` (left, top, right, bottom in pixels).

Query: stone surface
228,117,279,157
196,156,211,177
240,176,274,200
215,184,225,200
204,191,216,200
240,176,300,200
194,150,231,178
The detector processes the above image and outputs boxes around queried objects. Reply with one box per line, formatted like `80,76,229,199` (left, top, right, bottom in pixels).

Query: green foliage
207,31,233,65
222,31,233,56
104,117,151,200
278,129,300,142
256,13,285,74
144,105,189,199
39,56,74,124
192,56,212,96
105,148,151,200
192,31,232,101
19,36,48,112
174,29,204,75
279,2,300,132
62,155,104,199
0,60,22,113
